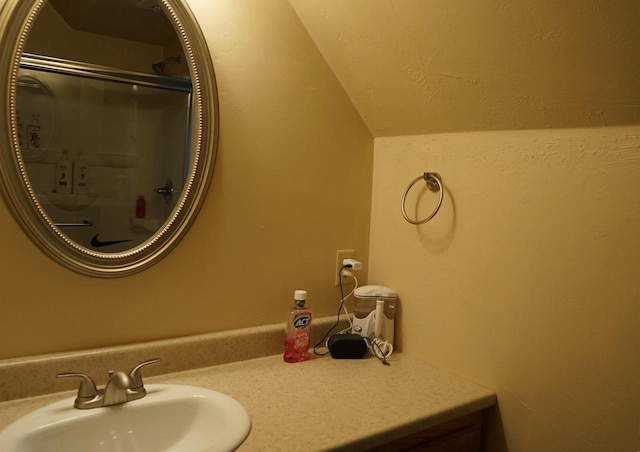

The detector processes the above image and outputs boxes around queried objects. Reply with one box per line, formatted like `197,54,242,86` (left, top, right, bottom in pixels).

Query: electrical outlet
335,249,355,286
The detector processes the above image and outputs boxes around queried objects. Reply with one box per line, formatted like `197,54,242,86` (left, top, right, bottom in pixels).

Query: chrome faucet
57,358,160,409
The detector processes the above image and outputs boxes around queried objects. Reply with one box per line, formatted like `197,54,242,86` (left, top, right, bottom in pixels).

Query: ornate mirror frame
0,0,218,277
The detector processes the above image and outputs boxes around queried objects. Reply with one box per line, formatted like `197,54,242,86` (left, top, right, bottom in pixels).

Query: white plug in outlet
335,249,355,286
343,258,362,270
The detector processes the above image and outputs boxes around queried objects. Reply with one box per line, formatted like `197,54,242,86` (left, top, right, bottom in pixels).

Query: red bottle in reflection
136,195,146,218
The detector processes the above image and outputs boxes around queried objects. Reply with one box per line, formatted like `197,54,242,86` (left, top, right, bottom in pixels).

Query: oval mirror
0,0,218,277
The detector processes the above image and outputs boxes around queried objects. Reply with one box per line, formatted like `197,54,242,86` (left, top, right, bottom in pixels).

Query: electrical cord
341,274,358,329
312,264,393,366
364,337,393,365
313,264,358,356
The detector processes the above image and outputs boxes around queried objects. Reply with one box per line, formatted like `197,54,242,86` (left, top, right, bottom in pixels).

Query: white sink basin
0,384,251,452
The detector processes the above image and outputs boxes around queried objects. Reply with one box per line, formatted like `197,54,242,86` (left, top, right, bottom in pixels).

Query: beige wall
290,0,640,136
291,2,640,448
2,0,639,450
369,127,640,451
0,0,372,358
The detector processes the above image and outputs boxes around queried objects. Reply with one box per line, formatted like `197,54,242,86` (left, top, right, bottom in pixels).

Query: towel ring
401,172,443,225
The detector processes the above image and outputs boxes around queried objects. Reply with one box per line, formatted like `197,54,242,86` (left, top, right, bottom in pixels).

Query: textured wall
3,1,639,449
0,0,373,358
369,127,640,451
291,2,640,448
290,0,640,136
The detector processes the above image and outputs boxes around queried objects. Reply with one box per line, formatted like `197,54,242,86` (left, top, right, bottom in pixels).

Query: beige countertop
0,318,496,451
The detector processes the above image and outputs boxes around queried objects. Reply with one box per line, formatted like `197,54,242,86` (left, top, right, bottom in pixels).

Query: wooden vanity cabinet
369,409,487,452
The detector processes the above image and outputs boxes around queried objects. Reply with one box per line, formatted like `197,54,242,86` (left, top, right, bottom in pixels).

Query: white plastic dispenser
73,151,89,194
55,149,73,194
352,285,397,345
28,113,41,150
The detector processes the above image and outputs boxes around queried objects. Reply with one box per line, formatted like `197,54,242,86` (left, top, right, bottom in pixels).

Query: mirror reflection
18,0,193,252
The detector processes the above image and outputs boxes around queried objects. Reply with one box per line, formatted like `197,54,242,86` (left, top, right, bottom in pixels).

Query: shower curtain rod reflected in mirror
20,53,192,92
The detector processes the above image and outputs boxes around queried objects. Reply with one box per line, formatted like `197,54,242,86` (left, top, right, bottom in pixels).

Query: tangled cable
363,337,393,365
312,265,358,356
313,265,394,366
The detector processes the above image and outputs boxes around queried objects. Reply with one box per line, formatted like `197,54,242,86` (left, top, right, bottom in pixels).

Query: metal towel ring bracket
401,172,443,225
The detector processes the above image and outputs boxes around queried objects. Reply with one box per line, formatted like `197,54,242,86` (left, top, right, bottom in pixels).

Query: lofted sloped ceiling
49,0,177,46
289,0,640,137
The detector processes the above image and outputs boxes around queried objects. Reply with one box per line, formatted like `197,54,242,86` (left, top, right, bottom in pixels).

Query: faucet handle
57,372,98,399
129,358,160,390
